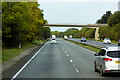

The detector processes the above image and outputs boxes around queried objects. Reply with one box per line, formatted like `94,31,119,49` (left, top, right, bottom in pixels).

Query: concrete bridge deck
44,24,99,28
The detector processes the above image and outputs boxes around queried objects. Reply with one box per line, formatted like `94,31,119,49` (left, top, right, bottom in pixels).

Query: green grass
2,43,35,63
2,40,47,63
111,41,118,44
65,39,100,52
74,38,118,44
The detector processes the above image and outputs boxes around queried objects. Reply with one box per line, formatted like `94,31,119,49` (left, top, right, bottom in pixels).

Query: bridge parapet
44,24,107,28
44,24,107,40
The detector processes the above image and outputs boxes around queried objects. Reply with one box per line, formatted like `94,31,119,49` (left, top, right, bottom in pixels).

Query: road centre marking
11,41,49,80
70,60,73,63
75,68,79,72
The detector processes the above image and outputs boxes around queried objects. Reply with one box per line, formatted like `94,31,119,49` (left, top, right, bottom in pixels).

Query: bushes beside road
99,24,120,40
99,11,120,41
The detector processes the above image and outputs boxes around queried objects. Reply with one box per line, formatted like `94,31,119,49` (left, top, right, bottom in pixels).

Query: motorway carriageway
4,39,120,79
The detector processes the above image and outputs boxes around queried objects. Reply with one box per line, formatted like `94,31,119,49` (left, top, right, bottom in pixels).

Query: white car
64,36,68,40
103,38,111,44
94,46,120,76
81,37,86,42
50,39,57,44
69,35,72,39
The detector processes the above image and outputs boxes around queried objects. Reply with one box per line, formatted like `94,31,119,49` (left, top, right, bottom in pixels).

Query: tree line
51,28,95,39
2,2,51,48
52,11,120,41
98,11,120,40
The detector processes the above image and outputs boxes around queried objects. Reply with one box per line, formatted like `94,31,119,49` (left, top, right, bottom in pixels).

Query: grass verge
65,39,100,52
75,38,118,44
2,40,47,63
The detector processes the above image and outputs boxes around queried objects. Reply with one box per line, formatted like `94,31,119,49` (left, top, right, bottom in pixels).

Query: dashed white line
70,60,73,63
75,68,79,72
67,55,69,56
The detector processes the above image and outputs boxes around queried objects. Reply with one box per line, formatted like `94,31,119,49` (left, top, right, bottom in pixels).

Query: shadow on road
104,73,120,77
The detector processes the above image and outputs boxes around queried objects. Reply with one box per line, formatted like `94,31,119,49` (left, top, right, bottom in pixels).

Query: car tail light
104,58,112,61
105,70,110,72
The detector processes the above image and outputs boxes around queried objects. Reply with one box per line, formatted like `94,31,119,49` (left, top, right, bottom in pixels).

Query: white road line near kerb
11,41,49,80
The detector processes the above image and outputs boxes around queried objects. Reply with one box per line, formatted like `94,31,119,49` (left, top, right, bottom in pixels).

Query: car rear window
52,39,55,40
107,51,120,58
82,37,86,39
105,38,109,40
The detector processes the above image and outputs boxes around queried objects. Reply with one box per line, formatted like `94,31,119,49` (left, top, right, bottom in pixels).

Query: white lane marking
11,41,49,80
75,68,79,72
70,60,72,63
63,49,64,51
67,55,69,56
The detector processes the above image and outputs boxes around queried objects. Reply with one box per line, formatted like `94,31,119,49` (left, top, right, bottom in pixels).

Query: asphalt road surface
11,39,120,79
69,38,118,47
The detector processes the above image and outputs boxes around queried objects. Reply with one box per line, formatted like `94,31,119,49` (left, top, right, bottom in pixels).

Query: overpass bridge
44,24,106,40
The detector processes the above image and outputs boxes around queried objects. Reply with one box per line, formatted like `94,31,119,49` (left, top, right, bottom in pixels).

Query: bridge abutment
95,28,99,40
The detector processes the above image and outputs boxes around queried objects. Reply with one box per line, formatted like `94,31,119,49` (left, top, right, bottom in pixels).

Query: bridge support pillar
95,28,99,40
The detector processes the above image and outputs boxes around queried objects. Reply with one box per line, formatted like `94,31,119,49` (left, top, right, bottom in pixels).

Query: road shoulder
2,43,46,79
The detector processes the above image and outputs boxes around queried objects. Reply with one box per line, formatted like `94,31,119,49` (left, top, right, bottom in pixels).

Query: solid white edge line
11,41,49,80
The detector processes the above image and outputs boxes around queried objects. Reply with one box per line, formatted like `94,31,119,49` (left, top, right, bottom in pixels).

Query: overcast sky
38,0,119,31
38,0,119,2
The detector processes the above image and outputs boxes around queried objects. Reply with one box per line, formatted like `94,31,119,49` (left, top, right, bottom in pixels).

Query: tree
2,2,51,48
96,11,112,24
2,2,32,48
107,11,120,27
51,31,60,38
79,28,95,38
64,28,79,37
44,27,51,39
